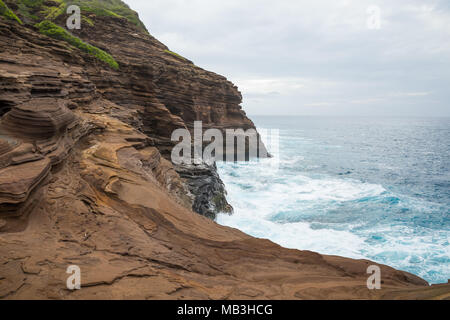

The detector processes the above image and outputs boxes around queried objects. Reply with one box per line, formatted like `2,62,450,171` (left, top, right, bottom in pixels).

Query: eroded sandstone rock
0,9,449,300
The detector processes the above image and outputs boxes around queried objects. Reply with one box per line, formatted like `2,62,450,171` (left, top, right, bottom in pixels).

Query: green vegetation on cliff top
8,0,147,32
164,49,187,61
2,1,194,69
0,0,23,24
37,20,119,70
1,1,140,70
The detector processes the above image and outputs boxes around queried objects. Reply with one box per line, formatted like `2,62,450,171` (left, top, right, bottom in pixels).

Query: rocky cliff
0,1,449,299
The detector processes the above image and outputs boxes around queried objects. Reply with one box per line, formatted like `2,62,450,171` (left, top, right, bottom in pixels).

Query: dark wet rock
175,162,233,220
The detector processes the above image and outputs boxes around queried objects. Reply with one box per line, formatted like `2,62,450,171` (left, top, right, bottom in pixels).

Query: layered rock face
0,98,83,219
0,3,449,300
53,6,265,215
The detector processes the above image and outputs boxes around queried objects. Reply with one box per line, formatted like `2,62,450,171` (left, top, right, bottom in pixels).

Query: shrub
37,20,119,70
40,3,66,21
164,49,187,61
0,0,23,24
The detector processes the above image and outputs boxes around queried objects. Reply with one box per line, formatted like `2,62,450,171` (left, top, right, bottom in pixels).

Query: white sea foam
216,159,450,284
216,160,384,257
217,213,366,258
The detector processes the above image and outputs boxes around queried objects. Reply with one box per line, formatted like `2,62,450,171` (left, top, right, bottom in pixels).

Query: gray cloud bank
127,0,450,116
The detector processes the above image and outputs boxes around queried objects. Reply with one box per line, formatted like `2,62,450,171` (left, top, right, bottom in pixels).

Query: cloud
392,92,431,97
127,0,450,116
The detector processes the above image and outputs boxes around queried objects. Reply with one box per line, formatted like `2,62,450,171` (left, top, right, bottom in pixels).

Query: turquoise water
216,116,450,284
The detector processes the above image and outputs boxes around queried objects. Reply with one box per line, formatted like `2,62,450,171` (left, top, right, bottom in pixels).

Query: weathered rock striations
176,162,233,219
0,3,449,300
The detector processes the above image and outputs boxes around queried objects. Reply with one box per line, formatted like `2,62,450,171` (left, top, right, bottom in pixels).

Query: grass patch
15,0,45,21
164,49,186,61
64,0,147,32
82,15,94,27
9,0,147,32
19,0,45,8
0,0,23,24
40,3,66,21
37,20,119,70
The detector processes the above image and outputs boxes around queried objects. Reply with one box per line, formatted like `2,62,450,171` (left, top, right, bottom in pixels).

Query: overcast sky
127,0,450,116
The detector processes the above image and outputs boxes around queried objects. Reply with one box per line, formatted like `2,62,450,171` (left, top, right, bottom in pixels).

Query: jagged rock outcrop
175,163,233,219
0,3,449,300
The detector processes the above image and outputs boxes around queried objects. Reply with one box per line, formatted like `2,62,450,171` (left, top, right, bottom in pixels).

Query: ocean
216,116,450,284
